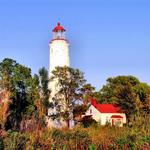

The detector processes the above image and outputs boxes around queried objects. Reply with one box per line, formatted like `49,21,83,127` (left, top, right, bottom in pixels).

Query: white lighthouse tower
48,23,70,127
49,23,70,97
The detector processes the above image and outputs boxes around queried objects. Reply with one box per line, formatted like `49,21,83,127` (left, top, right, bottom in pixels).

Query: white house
84,99,126,127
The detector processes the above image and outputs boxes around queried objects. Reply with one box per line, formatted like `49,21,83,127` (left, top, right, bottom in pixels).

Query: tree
49,66,86,128
134,82,150,112
73,84,96,122
97,76,140,103
0,58,40,130
0,91,11,130
145,91,150,112
80,84,96,105
38,67,50,115
97,76,150,119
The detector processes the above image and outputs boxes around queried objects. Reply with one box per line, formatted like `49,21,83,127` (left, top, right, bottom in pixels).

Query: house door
112,119,115,126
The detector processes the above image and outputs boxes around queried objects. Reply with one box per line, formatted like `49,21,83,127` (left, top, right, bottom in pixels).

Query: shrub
0,137,4,150
81,116,97,128
1,120,150,149
71,129,91,149
4,131,28,150
89,144,96,150
51,127,92,149
26,129,52,150
51,129,65,149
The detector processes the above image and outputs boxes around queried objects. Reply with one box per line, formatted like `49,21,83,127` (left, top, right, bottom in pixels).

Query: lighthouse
48,23,70,127
49,23,70,97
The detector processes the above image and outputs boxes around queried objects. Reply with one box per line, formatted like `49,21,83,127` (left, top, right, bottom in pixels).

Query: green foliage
0,58,150,149
116,137,128,150
98,76,139,101
81,116,97,128
50,66,86,127
89,144,96,150
80,84,96,104
25,129,52,150
141,136,150,145
38,67,50,111
73,104,88,122
0,58,39,130
0,123,149,149
73,84,96,123
4,131,28,150
51,128,91,149
97,75,150,120
0,58,47,131
0,137,4,150
98,76,140,102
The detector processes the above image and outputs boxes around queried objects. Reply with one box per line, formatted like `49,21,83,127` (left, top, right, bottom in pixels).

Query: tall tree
73,84,96,121
38,67,50,114
80,84,96,105
49,66,86,128
0,58,39,130
97,76,150,119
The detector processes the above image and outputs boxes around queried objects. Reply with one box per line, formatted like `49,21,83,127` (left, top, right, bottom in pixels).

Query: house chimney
91,99,97,106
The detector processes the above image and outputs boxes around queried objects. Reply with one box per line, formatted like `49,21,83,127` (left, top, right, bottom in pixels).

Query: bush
89,144,96,150
0,137,4,150
81,116,97,128
51,128,91,149
26,129,52,150
71,129,92,149
4,131,28,150
1,121,150,149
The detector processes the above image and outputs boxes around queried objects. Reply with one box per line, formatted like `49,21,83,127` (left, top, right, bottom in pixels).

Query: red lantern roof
53,22,66,32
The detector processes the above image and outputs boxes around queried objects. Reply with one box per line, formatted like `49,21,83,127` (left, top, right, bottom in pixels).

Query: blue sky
0,0,150,90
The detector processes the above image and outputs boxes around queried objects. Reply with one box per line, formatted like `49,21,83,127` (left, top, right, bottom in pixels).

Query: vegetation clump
0,58,149,149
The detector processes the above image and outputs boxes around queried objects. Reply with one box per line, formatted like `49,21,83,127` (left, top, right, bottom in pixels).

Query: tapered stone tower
48,23,70,127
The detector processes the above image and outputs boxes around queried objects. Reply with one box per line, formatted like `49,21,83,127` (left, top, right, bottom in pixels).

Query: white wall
49,39,70,99
85,105,102,123
100,113,126,125
48,39,70,128
50,40,69,73
85,105,126,125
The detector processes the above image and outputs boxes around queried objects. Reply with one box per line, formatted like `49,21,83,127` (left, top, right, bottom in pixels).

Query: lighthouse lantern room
52,22,66,39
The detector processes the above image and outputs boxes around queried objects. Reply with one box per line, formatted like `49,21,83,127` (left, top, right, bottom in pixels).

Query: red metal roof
91,99,121,113
53,22,66,32
111,115,123,118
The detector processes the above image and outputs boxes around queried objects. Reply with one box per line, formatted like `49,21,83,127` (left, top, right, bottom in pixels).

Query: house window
90,109,92,114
